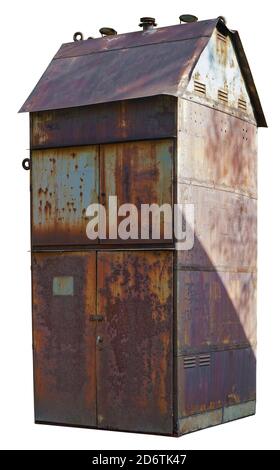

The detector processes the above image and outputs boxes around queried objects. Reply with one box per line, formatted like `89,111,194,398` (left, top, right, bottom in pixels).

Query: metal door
100,140,173,244
32,252,97,426
32,250,173,433
96,250,173,434
32,146,99,246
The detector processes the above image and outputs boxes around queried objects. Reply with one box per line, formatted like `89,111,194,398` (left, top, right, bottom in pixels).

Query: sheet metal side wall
30,96,177,149
175,98,257,420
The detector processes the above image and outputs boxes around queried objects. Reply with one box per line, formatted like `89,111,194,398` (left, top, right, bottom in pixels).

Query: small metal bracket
73,32,84,42
22,158,31,170
96,335,103,345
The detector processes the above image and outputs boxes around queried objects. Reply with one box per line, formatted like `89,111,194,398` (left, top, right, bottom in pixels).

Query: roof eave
230,29,267,127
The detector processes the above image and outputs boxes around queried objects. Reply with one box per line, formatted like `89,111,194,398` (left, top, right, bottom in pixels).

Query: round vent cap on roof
179,14,198,23
99,27,117,36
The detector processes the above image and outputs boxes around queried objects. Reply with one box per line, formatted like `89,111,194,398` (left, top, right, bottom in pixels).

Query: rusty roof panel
20,36,209,112
19,18,266,126
54,19,217,58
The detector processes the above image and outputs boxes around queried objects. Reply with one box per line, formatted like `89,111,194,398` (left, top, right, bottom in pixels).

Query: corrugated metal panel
96,251,173,434
32,252,97,426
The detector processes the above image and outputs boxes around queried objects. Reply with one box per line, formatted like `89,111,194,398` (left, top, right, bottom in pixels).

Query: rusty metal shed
21,16,266,435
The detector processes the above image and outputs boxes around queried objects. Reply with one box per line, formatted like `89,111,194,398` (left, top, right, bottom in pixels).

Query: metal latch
96,335,103,345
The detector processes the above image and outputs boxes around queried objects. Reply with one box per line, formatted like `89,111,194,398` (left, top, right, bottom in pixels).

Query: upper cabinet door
32,145,99,245
100,139,174,244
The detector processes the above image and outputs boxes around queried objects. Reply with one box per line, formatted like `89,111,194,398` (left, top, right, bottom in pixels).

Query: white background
0,0,277,450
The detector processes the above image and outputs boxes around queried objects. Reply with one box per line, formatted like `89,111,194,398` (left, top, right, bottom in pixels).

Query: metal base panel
177,400,256,436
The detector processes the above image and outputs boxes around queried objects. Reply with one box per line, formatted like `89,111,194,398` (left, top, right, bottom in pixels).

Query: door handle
89,314,104,321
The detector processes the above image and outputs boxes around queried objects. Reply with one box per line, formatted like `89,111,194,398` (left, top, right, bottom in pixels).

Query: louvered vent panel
238,98,247,111
199,354,211,367
217,31,227,43
218,89,228,104
183,356,196,369
194,80,206,96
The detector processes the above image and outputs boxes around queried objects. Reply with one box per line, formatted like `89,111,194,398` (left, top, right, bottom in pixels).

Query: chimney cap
99,27,117,36
139,17,157,28
179,14,198,24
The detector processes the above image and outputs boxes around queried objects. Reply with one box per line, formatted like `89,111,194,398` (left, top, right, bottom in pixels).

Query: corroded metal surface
96,251,173,434
100,139,173,244
24,13,264,436
32,252,97,426
177,348,256,418
223,400,256,423
32,146,99,245
20,36,208,112
186,28,255,122
19,19,266,126
177,270,256,354
178,409,223,435
175,89,257,431
31,96,177,149
19,19,215,113
177,100,258,197
32,139,173,246
176,100,257,272
55,19,218,58
177,185,257,270
177,400,256,435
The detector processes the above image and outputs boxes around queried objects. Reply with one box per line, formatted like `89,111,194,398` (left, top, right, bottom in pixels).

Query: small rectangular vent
194,80,206,96
184,356,196,369
217,31,227,43
199,354,211,367
218,89,228,104
238,98,247,111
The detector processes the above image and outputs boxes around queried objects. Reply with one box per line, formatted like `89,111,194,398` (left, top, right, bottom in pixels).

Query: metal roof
19,18,266,127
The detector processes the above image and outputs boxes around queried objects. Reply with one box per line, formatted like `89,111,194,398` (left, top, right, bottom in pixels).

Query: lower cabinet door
32,250,173,434
32,252,97,426
96,251,173,434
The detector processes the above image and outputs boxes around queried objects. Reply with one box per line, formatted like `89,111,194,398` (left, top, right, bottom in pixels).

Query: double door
31,139,173,246
32,250,173,434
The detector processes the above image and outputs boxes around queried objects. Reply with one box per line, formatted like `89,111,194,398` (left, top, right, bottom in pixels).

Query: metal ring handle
22,158,31,170
73,31,84,42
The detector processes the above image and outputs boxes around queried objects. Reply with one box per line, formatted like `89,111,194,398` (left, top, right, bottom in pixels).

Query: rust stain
32,252,97,426
100,139,173,245
96,251,173,434
32,145,99,245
